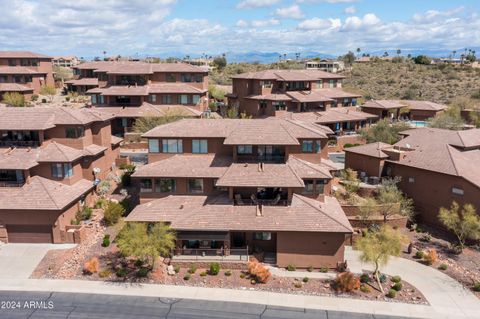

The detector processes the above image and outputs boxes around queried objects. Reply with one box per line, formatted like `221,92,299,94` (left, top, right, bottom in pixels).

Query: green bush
415,250,425,259
183,273,191,280
287,264,296,271
209,262,220,275
294,282,302,288
307,266,314,272
473,282,480,292
134,259,144,268
438,263,448,271
386,289,397,298
319,267,328,273
75,206,93,222
391,275,402,283
240,273,246,279
302,277,309,283
101,235,110,247
379,273,387,283
174,265,180,273
187,265,197,274
121,172,132,187
116,268,128,278
200,271,207,277
224,270,232,276
392,282,403,291
99,269,112,278
103,202,125,226
31,94,39,102
360,284,371,293
136,267,149,278
94,198,109,209
360,274,370,283
419,233,432,242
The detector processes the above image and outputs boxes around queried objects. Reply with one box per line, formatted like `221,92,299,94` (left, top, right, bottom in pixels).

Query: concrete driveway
0,243,75,279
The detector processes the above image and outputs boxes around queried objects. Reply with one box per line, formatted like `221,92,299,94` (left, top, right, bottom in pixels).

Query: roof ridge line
279,121,300,144
289,155,329,175
445,144,461,176
35,176,62,209
285,160,305,186
284,118,327,138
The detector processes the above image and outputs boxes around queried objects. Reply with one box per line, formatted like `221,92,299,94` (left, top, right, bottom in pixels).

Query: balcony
234,192,288,206
0,140,40,147
173,248,249,262
236,154,285,163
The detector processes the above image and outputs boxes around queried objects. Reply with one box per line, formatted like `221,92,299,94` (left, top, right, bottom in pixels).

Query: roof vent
256,204,263,217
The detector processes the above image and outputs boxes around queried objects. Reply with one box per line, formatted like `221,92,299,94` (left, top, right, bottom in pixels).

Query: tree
1,92,25,107
340,168,360,199
208,84,226,101
439,202,480,252
360,119,411,144
358,197,379,227
355,225,406,292
356,48,361,57
413,55,431,65
40,85,56,102
427,102,465,130
103,202,125,226
342,51,355,67
396,49,401,57
133,110,185,133
213,56,227,69
377,177,414,222
116,222,176,268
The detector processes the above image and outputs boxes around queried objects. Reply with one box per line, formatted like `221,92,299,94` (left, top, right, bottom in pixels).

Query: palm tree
452,50,457,59
396,49,401,57
356,48,361,58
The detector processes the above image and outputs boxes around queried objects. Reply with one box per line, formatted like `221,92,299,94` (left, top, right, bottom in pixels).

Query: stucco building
0,51,55,100
126,118,353,268
0,107,121,243
344,128,480,228
362,100,447,121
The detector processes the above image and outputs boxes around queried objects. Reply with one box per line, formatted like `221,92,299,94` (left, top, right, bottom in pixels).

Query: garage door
6,225,53,243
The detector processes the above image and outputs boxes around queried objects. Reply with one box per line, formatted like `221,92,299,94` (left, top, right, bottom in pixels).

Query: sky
0,0,479,58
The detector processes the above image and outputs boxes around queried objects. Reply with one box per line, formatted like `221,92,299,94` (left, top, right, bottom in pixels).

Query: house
0,106,121,243
52,56,80,68
344,128,480,228
362,100,447,121
0,51,55,100
125,118,353,268
66,61,209,135
305,60,345,73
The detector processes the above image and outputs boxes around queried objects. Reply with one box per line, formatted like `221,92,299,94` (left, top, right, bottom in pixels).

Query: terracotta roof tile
286,108,378,124
0,147,39,170
148,83,206,94
0,66,44,75
363,100,407,109
92,102,202,118
0,51,51,59
231,69,344,80
65,78,99,86
344,142,392,159
0,83,34,92
36,142,84,162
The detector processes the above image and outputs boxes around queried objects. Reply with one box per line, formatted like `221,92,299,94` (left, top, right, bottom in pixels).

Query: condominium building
362,100,447,121
126,118,353,268
0,107,121,243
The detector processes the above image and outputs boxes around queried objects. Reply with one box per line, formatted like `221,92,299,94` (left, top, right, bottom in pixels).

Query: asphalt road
0,291,420,319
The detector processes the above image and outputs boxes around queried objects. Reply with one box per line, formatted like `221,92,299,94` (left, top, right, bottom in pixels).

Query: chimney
256,204,263,217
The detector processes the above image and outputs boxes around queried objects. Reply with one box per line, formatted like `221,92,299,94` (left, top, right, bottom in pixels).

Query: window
192,139,208,154
140,179,153,192
329,80,336,88
65,127,85,138
316,180,326,194
303,180,314,194
192,95,200,105
8,59,16,66
272,101,286,111
149,94,156,103
260,81,272,88
188,178,204,194
352,98,357,106
91,95,97,104
115,96,131,105
155,179,176,193
181,73,192,82
162,95,172,104
166,73,176,82
237,145,253,154
343,98,350,107
194,74,203,82
331,100,338,108
51,163,72,179
316,80,323,88
162,139,183,153
253,232,271,241
259,100,267,109
316,140,322,153
178,94,189,104
148,139,160,153
302,140,314,153
213,178,228,191
408,177,415,183
452,187,464,195
99,95,105,104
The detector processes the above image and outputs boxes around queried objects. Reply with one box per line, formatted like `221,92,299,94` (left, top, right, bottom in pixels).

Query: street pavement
0,291,420,319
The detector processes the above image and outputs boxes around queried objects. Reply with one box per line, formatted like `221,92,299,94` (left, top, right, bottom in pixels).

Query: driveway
0,243,75,280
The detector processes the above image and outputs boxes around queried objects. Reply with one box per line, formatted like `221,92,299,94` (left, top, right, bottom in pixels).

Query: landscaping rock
167,265,176,276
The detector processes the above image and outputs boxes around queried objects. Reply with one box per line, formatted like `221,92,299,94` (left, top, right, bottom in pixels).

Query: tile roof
83,144,107,156
111,135,123,145
0,147,39,170
363,100,407,110
0,66,44,75
286,156,333,179
36,142,84,162
216,162,305,188
143,118,332,142
147,83,206,94
133,155,231,178
245,93,292,101
231,69,344,80
65,78,99,86
344,142,392,159
286,91,333,103
75,61,205,74
0,177,93,210
285,108,378,124
401,100,447,111
92,103,202,118
88,85,149,96
0,51,51,59
126,193,352,233
0,83,34,92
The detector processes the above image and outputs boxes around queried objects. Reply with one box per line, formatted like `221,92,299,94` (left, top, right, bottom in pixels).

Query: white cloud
343,13,380,30
236,0,280,9
412,6,464,23
236,19,248,28
298,18,341,30
297,0,357,3
275,5,305,19
344,6,356,14
252,18,280,27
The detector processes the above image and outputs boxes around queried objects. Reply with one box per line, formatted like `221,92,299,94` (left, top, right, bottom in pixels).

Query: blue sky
0,0,479,58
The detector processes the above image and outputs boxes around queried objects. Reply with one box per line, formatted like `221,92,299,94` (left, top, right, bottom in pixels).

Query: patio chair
235,194,245,205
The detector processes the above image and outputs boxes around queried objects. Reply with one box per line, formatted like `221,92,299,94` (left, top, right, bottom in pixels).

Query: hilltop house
344,128,480,228
0,51,54,100
362,100,447,121
0,107,121,243
126,118,353,268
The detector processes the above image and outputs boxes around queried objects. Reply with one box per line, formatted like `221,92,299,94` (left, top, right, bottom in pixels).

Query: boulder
167,265,176,276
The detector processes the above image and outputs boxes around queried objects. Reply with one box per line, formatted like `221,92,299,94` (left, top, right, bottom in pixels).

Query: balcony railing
0,140,40,147
173,247,249,262
236,154,285,163
0,180,24,187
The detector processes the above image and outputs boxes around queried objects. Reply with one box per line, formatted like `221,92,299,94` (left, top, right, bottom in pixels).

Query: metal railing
0,141,40,147
236,154,285,163
0,180,24,187
173,247,249,262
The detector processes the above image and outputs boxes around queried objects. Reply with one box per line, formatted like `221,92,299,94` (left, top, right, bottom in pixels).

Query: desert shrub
379,273,387,283
360,274,370,283
415,250,425,259
174,265,180,273
287,264,296,271
188,265,197,274
419,233,432,242
224,270,232,276
75,206,93,222
200,271,207,277
391,275,402,283
103,202,125,225
392,282,403,291
424,249,438,265
307,266,313,272
438,263,448,270
101,234,110,247
1,92,25,107
386,289,397,298
319,267,328,273
360,284,371,293
98,269,112,278
473,282,480,292
116,267,128,277
294,282,302,288
137,267,149,277
240,273,246,279
209,262,220,275
334,272,360,293
134,259,144,268
302,277,309,283
183,273,191,280
97,180,111,196
94,198,110,209
247,261,271,283
83,257,100,275
31,94,39,102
